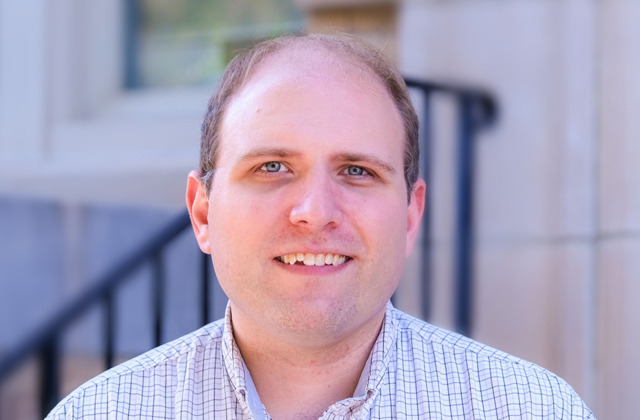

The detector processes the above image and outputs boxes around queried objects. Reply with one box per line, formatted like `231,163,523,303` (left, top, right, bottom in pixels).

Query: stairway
0,354,134,420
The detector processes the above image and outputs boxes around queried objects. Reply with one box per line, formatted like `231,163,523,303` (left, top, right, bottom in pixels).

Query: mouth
275,253,352,267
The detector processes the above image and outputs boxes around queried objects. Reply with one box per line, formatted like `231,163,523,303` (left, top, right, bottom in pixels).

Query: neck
231,307,385,420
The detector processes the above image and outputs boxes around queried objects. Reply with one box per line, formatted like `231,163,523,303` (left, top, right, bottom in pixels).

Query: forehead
216,46,404,163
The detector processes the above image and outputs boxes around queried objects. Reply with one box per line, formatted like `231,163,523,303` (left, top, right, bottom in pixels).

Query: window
126,0,304,89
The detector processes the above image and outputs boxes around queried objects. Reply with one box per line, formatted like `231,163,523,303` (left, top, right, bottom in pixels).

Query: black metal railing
0,211,201,418
0,78,496,418
403,79,497,337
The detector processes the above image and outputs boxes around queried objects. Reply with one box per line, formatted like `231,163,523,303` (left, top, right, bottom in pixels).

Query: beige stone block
303,2,398,63
597,238,640,419
396,237,424,319
399,0,598,241
473,240,593,402
599,1,640,233
428,244,456,331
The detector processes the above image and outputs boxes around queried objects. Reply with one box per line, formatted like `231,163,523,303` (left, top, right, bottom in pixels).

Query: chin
272,299,354,333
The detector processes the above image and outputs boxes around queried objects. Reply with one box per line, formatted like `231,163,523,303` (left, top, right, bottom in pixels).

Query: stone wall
398,1,640,418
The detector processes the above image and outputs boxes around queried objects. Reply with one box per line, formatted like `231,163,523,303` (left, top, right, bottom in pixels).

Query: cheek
357,198,407,239
207,198,246,265
347,195,408,276
209,191,267,229
207,191,282,261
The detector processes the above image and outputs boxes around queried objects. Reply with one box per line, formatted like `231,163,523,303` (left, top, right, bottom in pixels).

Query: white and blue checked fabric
47,302,595,419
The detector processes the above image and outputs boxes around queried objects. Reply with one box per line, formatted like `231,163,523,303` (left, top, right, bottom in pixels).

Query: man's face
190,49,424,345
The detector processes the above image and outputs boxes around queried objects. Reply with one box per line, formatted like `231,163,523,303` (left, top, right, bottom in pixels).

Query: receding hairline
230,35,395,107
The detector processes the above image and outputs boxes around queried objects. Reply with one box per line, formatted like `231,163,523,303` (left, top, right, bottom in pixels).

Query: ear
186,170,211,254
406,178,426,257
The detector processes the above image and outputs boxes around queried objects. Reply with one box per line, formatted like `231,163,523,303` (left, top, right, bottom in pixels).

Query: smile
276,253,351,267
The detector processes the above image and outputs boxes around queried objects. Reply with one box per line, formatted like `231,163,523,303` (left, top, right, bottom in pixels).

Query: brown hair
199,33,419,202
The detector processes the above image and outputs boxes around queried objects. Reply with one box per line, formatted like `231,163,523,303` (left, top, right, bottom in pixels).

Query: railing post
454,95,476,337
201,252,211,326
418,90,433,322
103,292,115,369
397,79,435,319
38,336,61,417
152,252,164,347
454,93,497,337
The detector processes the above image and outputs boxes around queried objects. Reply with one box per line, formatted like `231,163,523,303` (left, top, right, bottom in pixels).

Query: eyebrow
334,152,397,175
237,147,301,164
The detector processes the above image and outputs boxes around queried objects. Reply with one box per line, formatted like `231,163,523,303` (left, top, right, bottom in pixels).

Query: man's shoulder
45,318,226,418
387,307,595,418
392,308,521,364
96,317,226,382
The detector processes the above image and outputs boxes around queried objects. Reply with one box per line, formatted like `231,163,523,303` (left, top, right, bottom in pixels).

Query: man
47,34,594,419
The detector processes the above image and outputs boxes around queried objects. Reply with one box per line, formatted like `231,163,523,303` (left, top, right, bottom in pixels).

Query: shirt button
354,412,363,419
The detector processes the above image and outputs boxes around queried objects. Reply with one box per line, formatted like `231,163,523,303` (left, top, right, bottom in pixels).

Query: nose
289,172,343,230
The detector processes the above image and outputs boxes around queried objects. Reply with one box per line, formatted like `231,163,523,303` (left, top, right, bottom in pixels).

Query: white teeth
279,252,349,267
303,253,315,266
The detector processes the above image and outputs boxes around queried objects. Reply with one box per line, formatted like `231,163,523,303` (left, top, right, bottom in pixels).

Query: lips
276,252,351,266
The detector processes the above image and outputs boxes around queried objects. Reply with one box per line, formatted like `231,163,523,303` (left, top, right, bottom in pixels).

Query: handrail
403,79,497,336
0,210,196,416
0,78,497,418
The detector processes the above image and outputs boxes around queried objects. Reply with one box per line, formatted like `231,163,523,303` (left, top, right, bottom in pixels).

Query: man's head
187,33,425,346
199,34,420,202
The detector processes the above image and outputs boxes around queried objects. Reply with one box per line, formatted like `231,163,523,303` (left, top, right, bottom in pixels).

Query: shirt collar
221,303,248,396
358,301,399,397
221,301,399,414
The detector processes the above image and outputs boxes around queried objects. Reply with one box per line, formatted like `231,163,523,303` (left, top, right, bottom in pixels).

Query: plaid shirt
47,303,595,419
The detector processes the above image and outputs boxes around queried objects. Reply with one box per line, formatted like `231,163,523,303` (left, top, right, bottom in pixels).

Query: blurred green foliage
136,0,303,87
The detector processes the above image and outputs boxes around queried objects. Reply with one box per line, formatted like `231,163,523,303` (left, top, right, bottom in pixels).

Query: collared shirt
46,303,595,419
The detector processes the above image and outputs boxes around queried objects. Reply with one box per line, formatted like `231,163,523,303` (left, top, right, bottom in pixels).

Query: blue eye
347,165,365,176
261,161,283,172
